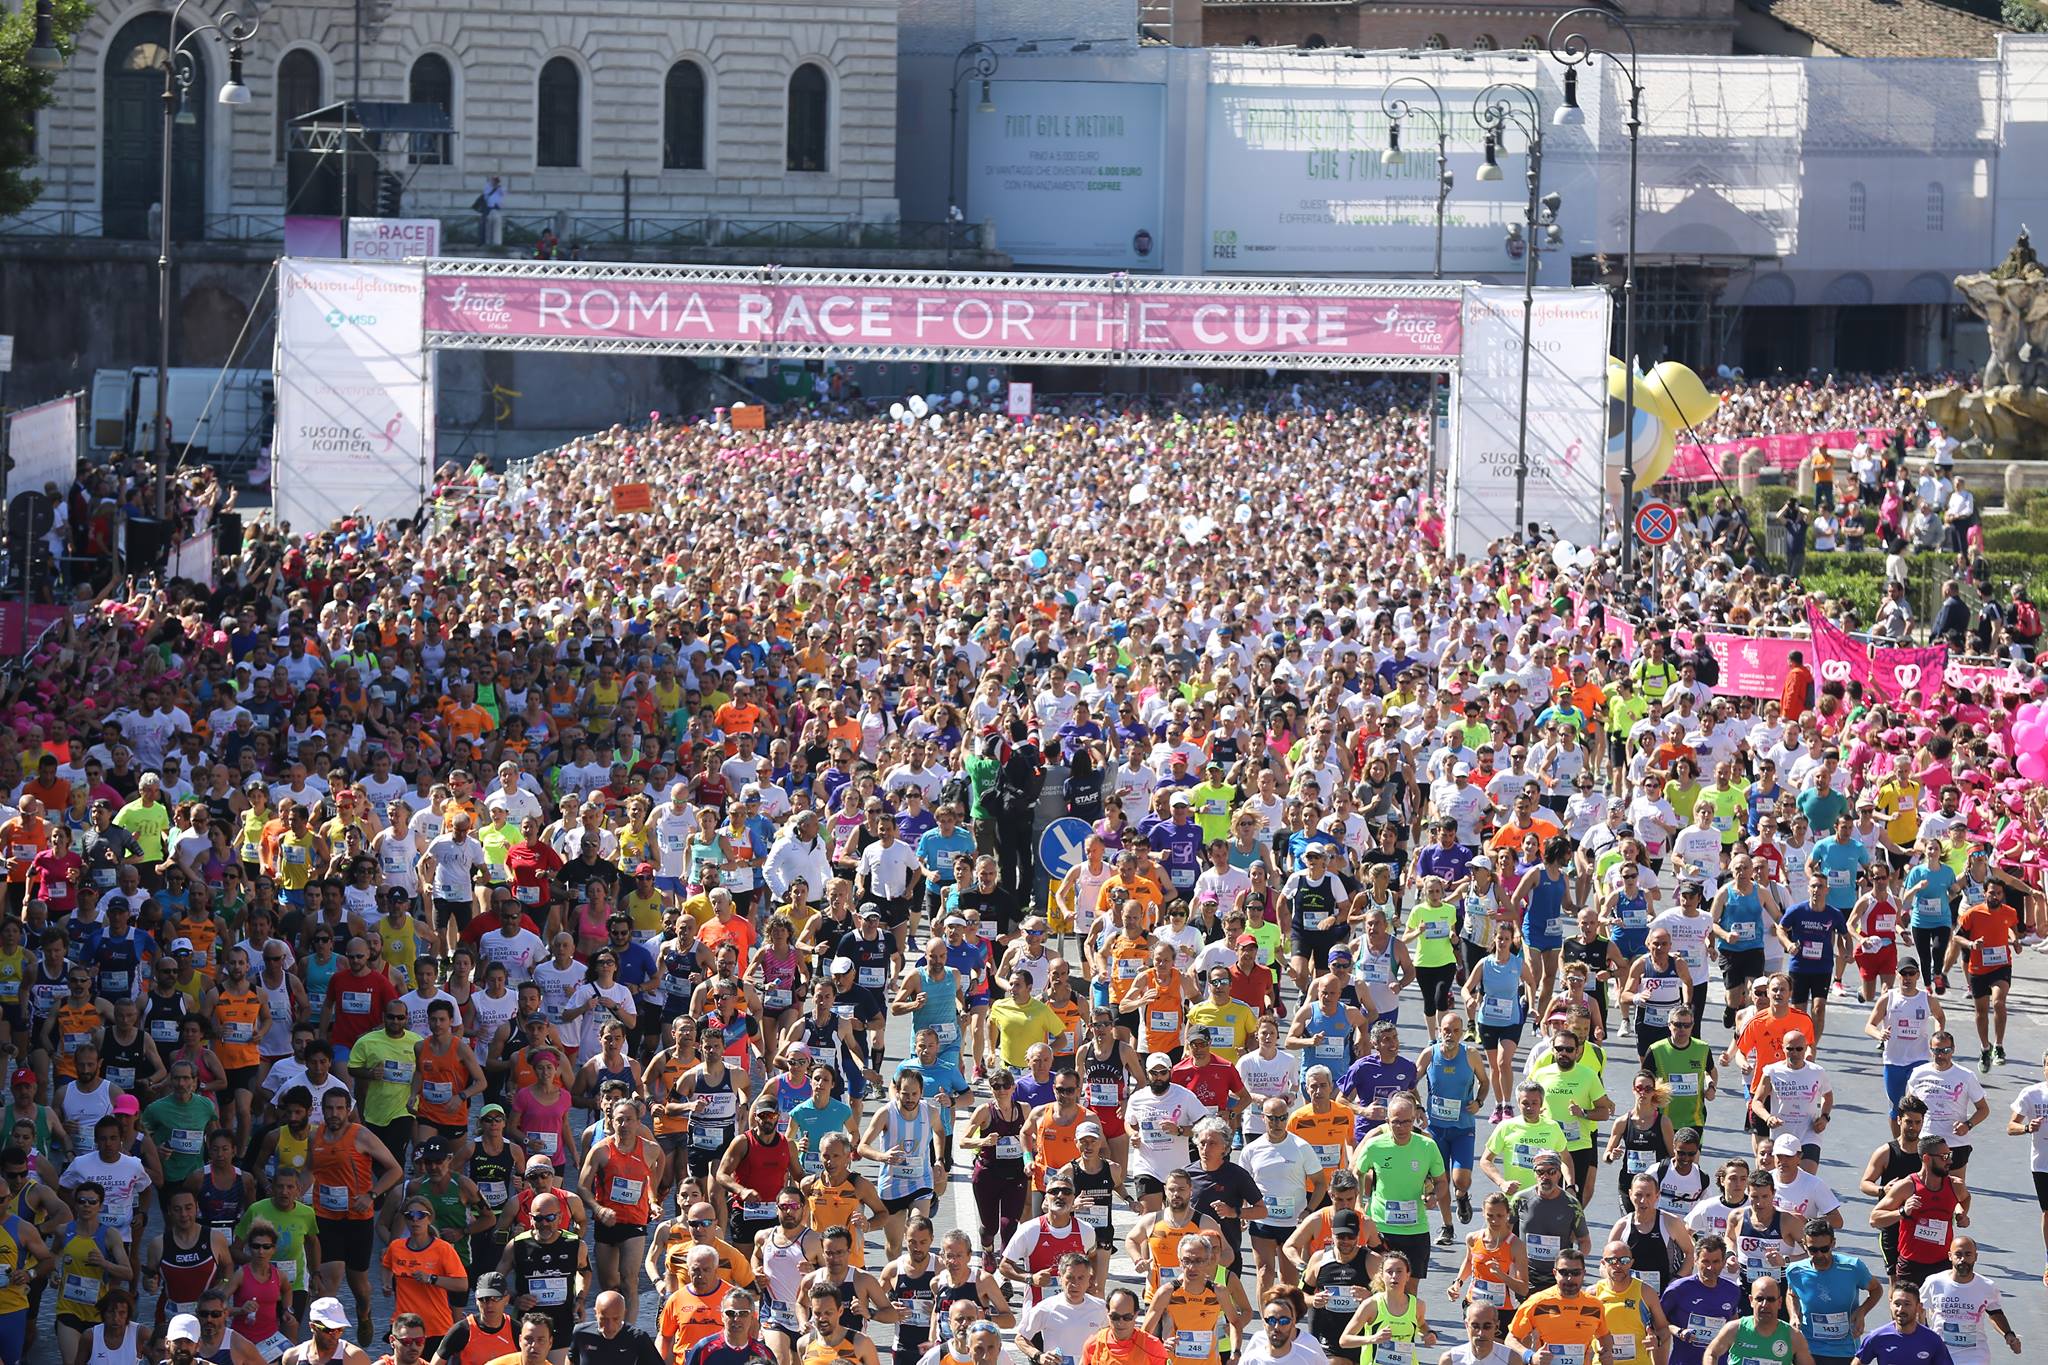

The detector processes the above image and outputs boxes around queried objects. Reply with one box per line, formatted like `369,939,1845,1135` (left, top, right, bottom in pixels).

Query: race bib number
1423,920,1450,940
994,1136,1024,1160
1799,941,1823,960
936,1021,959,1044
1546,917,1569,940
423,1080,454,1105
1684,1315,1725,1347
1808,1312,1850,1343
1207,1026,1234,1048
515,885,541,905
741,1202,776,1222
1380,1198,1418,1227
1362,961,1392,985
1481,997,1517,1025
170,1127,205,1155
1429,1095,1463,1125
1174,1331,1214,1360
341,991,372,1015
1668,1073,1699,1097
1610,1334,1638,1362
859,966,885,989
1266,1191,1298,1220
1079,1197,1109,1227
1941,1322,1982,1350
765,988,794,1011
478,1179,509,1206
1526,1233,1562,1261
63,1272,102,1305
1982,945,2010,966
1148,1010,1179,1035
317,1183,351,1212
382,1060,414,1085
225,1019,255,1043
1469,1279,1507,1308
530,1130,560,1157
1549,1346,1587,1365
1087,1082,1119,1107
609,1175,645,1206
1376,1344,1414,1365
898,1294,934,1328
529,1273,568,1306
1732,921,1759,946
1912,1218,1950,1243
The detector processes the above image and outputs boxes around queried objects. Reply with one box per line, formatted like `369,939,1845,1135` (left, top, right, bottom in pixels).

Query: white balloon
927,393,944,409
909,396,928,418
1190,382,1204,396
1129,484,1151,505
967,377,980,391
1551,540,1579,572
928,414,943,432
951,390,965,405
889,402,906,420
1233,503,1252,525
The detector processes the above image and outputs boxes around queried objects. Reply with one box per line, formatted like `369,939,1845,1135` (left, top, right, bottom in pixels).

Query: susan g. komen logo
443,281,512,330
1818,658,1854,683
1892,663,1922,688
1373,304,1447,350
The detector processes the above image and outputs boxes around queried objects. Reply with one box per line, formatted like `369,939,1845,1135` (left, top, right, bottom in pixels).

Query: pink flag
1804,603,1866,690
1803,602,1948,702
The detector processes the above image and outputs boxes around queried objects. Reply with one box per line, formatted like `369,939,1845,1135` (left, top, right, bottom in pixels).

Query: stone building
17,0,903,240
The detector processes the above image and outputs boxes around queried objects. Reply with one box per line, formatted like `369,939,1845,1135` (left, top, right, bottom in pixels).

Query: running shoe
1457,1191,1473,1224
1995,1045,2008,1066
1981,1049,1993,1074
1436,1223,1456,1247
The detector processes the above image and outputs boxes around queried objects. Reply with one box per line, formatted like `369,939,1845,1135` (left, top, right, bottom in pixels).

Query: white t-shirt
1240,1131,1323,1225
2011,1082,2048,1173
1237,1051,1303,1135
1237,1334,1335,1365
1765,1167,1840,1225
1018,1294,1111,1365
1905,1062,1989,1147
398,987,460,1039
478,927,546,978
1758,1061,1832,1147
1920,1271,2002,1365
60,1151,150,1227
1123,1082,1212,1180
1649,909,1714,978
423,834,487,901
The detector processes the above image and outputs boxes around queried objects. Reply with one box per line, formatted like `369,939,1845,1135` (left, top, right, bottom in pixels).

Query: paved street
38,940,2048,1358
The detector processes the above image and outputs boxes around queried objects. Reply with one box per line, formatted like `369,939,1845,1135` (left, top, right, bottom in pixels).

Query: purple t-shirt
1660,1274,1743,1365
1339,1055,1419,1142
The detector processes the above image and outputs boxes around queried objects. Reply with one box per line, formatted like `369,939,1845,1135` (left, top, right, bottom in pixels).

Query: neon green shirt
1526,1058,1609,1151
349,1027,425,1125
1484,1116,1569,1190
1404,901,1458,970
1187,783,1238,844
1701,784,1751,845
1355,1128,1445,1231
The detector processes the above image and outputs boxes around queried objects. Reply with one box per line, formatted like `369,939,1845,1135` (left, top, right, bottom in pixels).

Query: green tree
0,0,95,218
2008,0,2048,28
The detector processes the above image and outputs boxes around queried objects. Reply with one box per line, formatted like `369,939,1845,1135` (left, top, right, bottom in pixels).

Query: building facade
17,0,902,241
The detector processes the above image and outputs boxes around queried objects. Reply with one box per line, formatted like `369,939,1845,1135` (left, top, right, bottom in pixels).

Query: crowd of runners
0,373,2039,1365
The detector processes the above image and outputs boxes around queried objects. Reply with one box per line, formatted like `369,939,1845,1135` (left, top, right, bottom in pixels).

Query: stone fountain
1919,229,2048,457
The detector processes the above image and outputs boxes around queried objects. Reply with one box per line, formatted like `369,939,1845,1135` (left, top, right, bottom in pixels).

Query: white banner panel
347,217,442,262
1204,77,1565,277
274,260,433,533
170,524,217,589
4,395,78,501
966,81,1166,269
1448,286,1610,559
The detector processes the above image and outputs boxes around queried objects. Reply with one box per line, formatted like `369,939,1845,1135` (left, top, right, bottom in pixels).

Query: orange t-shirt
1083,1329,1169,1365
658,1282,729,1359
1287,1102,1358,1172
697,914,755,967
382,1234,466,1335
1733,1007,1816,1092
1958,903,2018,976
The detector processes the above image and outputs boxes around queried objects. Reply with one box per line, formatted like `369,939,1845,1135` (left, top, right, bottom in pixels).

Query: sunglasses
405,1209,431,1220
1264,1318,1294,1328
1109,1313,1137,1324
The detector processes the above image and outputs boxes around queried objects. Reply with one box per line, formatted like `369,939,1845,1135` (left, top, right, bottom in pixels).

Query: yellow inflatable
1607,357,1720,491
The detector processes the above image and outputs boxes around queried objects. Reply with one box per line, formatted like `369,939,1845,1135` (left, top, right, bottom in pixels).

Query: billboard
1204,81,1555,277
1447,286,1609,557
4,394,79,501
347,217,442,262
273,260,434,533
965,81,1166,270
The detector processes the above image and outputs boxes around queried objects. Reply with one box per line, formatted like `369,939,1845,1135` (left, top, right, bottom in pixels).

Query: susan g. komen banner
273,260,433,533
1804,603,1947,702
1448,287,1610,558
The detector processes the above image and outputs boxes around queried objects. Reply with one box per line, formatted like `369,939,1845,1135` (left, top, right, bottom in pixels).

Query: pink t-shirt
513,1084,573,1168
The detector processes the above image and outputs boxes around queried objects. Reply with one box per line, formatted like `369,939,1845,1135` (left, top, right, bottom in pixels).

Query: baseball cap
1170,791,1192,806
1453,762,1473,777
479,1102,507,1119
167,1315,203,1344
1331,1210,1362,1235
634,862,655,876
309,1297,351,1330
1770,1134,1802,1156
859,906,882,920
475,1272,510,1299
1076,1122,1104,1140
114,1095,140,1115
417,1139,449,1163
829,956,855,975
1235,933,1258,947
8,1069,30,1088
1145,1052,1173,1071
171,937,194,953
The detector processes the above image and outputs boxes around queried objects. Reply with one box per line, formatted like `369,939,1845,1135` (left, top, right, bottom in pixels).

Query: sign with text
274,260,434,533
347,217,442,262
1447,287,1609,557
423,272,1464,364
730,404,766,431
1006,381,1034,419
611,482,654,513
3,394,79,501
966,81,1166,270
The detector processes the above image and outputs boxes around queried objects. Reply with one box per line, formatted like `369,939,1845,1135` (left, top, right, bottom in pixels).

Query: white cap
167,1315,203,1344
1146,1052,1174,1071
1770,1133,1802,1156
308,1297,351,1330
171,937,195,952
1452,763,1472,778
829,956,855,976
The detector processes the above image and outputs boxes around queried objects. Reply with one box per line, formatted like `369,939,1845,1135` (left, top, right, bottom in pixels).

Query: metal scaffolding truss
415,258,1470,370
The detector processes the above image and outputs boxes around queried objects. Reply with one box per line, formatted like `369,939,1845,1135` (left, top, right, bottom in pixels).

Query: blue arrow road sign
1038,817,1094,878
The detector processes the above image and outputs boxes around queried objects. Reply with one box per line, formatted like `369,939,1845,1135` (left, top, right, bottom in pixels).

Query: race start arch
271,258,1607,555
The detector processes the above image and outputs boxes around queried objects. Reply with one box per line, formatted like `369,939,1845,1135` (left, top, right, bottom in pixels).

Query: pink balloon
2020,752,2048,783
2022,701,2047,726
2016,720,2045,751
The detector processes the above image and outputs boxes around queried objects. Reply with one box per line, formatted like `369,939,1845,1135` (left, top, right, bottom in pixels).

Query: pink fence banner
1673,630,1805,698
1569,593,1635,655
1869,643,1949,700
1664,428,1895,485
422,272,1465,360
1946,658,2026,693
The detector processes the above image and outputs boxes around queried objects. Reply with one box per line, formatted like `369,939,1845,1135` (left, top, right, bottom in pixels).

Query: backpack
936,773,972,818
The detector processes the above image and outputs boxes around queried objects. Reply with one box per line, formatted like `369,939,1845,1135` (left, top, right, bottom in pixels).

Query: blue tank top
303,953,339,1016
1721,886,1766,950
877,1103,935,1199
1301,1003,1354,1074
1422,1043,1478,1132
1524,868,1567,933
1477,955,1525,1028
909,967,962,1049
1610,890,1651,957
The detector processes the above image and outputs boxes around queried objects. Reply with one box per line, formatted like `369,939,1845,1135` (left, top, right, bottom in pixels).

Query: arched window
1302,32,1328,48
786,62,829,172
1422,33,1449,50
1847,181,1866,233
408,54,452,165
664,60,707,170
104,14,206,239
1242,34,1263,45
537,56,581,168
1472,33,1498,49
277,49,322,163
1521,34,1543,49
1926,182,1945,232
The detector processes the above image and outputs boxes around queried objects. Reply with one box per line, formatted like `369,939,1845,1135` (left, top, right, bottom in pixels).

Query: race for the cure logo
1819,658,1854,683
443,282,512,329
1375,304,1444,345
1893,663,1921,688
1740,644,1761,668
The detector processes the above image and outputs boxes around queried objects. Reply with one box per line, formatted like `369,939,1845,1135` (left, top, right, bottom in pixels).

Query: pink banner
1804,603,1948,703
422,273,1464,361
1569,593,1635,655
1664,428,1895,484
1946,658,2024,693
1674,629,1804,698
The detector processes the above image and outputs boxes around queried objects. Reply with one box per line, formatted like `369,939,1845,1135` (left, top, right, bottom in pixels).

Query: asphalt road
43,939,2048,1357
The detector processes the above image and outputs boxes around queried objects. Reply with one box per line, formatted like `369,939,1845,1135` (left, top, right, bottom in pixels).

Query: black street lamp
154,0,259,519
1379,76,1453,281
27,0,65,70
1474,82,1563,542
946,42,1000,265
1549,7,1644,579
